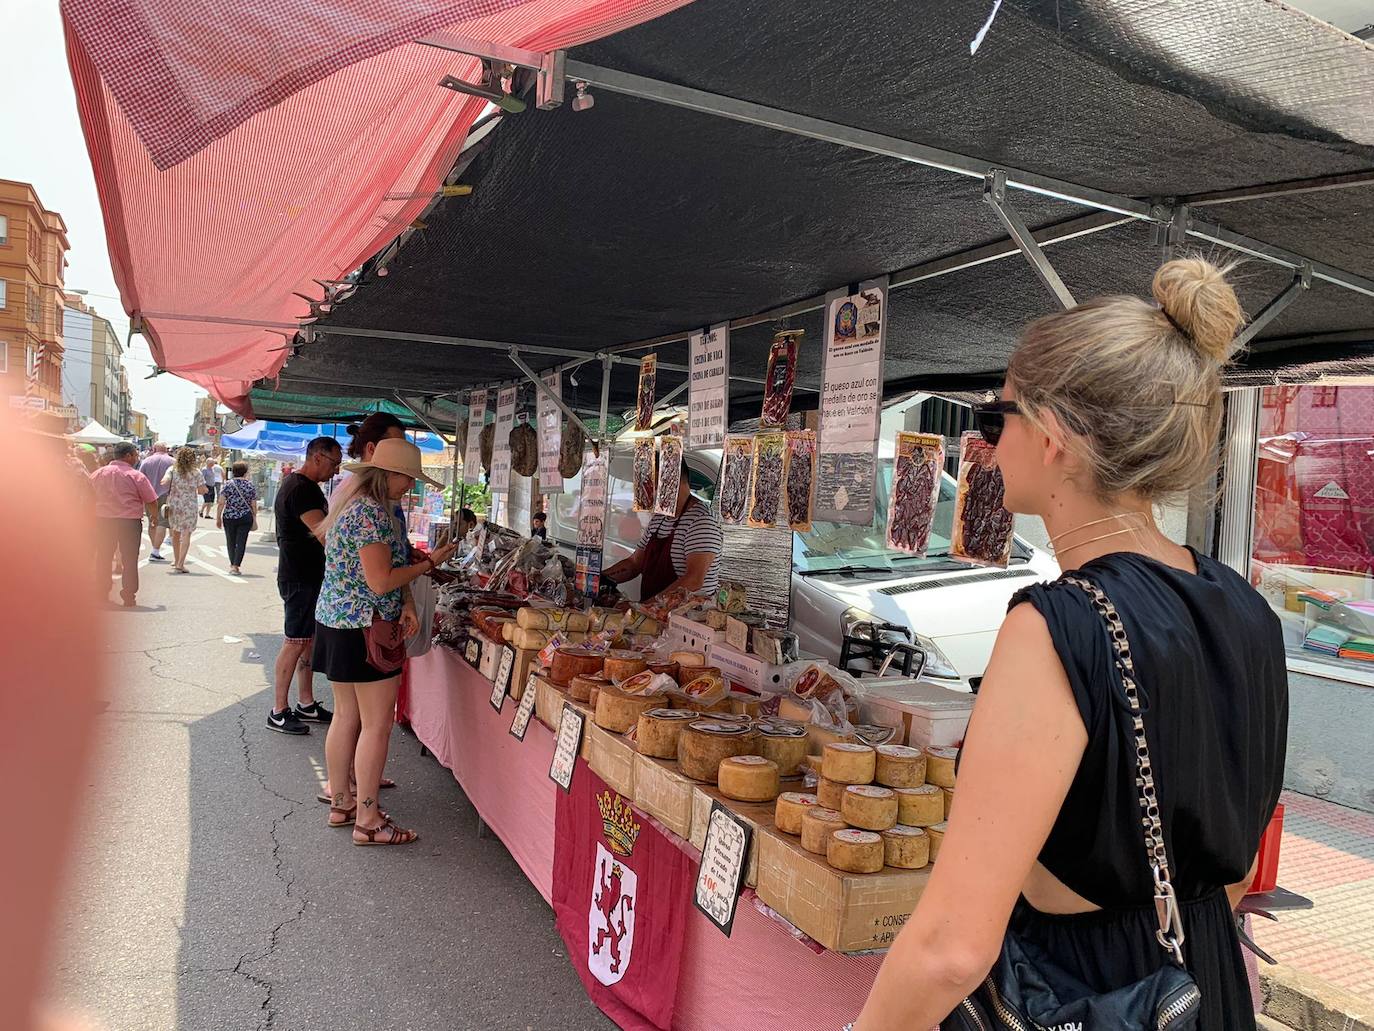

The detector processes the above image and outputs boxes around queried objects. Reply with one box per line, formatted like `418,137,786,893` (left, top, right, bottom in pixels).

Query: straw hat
342,437,442,488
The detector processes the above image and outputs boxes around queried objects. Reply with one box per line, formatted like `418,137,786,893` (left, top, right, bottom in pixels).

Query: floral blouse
220,477,258,520
315,495,407,629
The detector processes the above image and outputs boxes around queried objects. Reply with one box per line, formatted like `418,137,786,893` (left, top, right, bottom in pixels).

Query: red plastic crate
1247,803,1284,894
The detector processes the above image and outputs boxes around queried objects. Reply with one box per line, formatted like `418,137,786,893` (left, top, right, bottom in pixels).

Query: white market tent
68,420,124,445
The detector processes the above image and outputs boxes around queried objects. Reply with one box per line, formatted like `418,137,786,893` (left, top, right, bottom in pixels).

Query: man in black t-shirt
269,436,342,735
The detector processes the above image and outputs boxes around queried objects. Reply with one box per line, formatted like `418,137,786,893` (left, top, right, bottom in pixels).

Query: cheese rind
594,685,669,734
757,728,809,776
569,673,607,704
881,824,930,869
670,650,707,667
927,821,947,860
827,828,884,873
875,744,928,788
635,708,697,758
800,807,847,855
925,745,959,788
677,722,760,782
895,784,944,827
773,792,819,835
517,608,592,632
550,647,603,685
943,787,955,820
816,776,847,811
604,650,649,684
718,755,781,802
821,742,877,784
841,784,899,831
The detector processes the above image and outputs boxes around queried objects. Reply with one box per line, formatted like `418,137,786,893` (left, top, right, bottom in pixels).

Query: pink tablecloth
405,647,883,1030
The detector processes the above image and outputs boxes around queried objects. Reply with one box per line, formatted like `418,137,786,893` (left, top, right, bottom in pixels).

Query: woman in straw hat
313,438,457,845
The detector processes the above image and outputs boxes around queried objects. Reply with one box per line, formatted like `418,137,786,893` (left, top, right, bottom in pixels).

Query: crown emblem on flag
597,791,641,857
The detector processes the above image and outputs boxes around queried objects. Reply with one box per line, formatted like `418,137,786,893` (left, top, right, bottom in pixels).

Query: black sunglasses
972,400,1021,446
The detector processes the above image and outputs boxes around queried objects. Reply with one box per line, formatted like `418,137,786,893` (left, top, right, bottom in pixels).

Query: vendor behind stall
603,457,722,602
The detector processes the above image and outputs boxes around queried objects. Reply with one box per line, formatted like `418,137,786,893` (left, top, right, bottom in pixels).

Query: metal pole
1234,267,1312,348
598,353,613,451
507,349,597,441
983,171,1076,310
450,398,463,527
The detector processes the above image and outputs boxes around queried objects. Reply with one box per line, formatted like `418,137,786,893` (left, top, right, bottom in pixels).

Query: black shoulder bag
940,576,1202,1031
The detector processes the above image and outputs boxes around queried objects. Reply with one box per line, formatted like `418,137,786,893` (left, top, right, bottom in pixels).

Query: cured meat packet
887,431,944,556
951,431,1014,567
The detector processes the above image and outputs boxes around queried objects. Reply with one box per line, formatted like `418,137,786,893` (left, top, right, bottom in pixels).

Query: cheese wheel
670,650,707,667
511,627,556,651
648,661,680,683
882,825,931,870
635,708,698,758
604,650,649,684
925,745,959,788
594,685,668,734
757,726,808,776
822,742,877,785
501,620,517,643
895,784,944,827
588,684,602,708
677,722,760,782
718,755,781,802
778,695,815,724
687,696,733,714
800,806,847,854
773,791,819,835
807,723,860,755
943,787,955,820
550,647,603,685
728,694,763,718
841,784,899,831
827,828,884,873
517,608,591,632
875,744,927,787
569,673,607,704
816,776,847,811
927,821,947,861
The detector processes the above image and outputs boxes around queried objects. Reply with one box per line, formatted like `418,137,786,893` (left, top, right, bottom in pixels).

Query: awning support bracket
508,348,597,444
983,170,1076,310
1235,265,1313,348
391,391,450,441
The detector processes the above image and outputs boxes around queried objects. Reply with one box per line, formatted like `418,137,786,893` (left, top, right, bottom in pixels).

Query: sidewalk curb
1262,964,1374,1031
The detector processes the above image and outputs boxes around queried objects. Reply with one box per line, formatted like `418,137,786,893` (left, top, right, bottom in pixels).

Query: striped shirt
639,498,723,594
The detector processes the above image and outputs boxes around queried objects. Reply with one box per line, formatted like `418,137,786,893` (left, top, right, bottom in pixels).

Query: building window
26,287,40,324
1252,385,1374,680
25,346,38,379
56,306,63,335
0,215,7,245
0,279,6,309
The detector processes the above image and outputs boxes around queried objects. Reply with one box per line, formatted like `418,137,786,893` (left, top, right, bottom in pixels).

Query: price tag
693,801,752,936
490,646,514,711
510,672,539,740
548,704,585,792
465,639,480,665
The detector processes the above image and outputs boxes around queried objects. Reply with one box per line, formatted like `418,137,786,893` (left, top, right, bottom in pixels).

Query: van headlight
839,606,962,680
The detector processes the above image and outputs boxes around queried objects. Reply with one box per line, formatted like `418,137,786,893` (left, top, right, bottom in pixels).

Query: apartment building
0,179,68,411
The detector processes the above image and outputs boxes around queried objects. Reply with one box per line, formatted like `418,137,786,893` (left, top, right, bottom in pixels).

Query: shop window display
1252,385,1374,677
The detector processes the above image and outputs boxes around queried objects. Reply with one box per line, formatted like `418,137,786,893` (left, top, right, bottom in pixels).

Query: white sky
1,0,203,442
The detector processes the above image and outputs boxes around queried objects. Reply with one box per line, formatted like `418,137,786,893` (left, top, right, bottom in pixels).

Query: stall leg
476,815,488,839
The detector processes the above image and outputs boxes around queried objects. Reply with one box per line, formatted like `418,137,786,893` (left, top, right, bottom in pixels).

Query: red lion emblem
591,854,636,975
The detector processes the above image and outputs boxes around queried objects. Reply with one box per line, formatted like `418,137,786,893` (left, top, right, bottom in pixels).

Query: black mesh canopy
268,0,1374,419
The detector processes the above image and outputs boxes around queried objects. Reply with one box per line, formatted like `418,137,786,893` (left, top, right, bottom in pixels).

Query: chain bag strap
1063,576,1187,967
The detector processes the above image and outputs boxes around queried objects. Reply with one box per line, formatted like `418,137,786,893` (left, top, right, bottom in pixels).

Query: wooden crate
632,753,697,840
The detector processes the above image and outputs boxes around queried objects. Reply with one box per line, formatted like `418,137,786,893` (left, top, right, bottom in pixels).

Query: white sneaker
149,551,165,561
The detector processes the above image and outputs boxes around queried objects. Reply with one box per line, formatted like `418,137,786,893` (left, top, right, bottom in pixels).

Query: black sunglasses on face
972,400,1021,446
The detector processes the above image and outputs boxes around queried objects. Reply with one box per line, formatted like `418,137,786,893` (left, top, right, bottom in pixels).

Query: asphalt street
45,519,612,1031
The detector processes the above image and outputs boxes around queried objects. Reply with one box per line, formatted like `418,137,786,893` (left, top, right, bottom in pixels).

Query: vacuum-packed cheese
874,744,927,788
517,608,592,632
635,708,698,758
800,806,847,855
895,784,944,827
841,784,899,831
925,745,959,788
827,828,884,873
717,755,781,802
677,721,759,782
881,824,930,870
594,685,668,734
821,742,876,785
774,791,818,835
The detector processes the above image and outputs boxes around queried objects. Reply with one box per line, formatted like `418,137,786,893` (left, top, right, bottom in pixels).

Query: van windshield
794,460,961,574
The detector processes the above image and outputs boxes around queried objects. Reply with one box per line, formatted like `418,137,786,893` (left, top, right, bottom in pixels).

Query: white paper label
490,386,517,495
490,646,515,711
537,369,564,494
510,672,539,739
549,705,585,791
465,639,480,665
693,802,751,936
688,322,730,449
578,453,608,548
463,391,487,486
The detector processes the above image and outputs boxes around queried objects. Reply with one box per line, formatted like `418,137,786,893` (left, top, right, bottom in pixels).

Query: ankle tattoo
333,792,347,806
362,797,375,810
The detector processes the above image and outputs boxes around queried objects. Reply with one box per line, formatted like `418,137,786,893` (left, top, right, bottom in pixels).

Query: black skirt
313,624,395,683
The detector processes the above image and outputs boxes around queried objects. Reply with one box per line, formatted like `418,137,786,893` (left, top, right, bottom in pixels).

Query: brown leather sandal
328,805,356,828
352,818,418,846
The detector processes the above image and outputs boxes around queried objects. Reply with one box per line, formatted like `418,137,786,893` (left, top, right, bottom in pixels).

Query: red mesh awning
63,0,689,415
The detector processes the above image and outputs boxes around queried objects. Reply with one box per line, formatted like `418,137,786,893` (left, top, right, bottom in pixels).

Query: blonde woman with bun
855,259,1288,1031
161,446,208,573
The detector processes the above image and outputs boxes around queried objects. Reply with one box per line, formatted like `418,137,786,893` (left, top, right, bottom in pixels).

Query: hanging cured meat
636,354,657,431
784,430,817,532
479,423,495,475
887,432,945,555
559,420,586,479
509,421,538,477
748,432,786,527
719,435,754,525
760,329,802,428
633,437,657,511
951,432,1014,567
655,435,683,515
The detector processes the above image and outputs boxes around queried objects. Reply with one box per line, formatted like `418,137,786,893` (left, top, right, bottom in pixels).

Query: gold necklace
1048,512,1149,550
1049,524,1153,557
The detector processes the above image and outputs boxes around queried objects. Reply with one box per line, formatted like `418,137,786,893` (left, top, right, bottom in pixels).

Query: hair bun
345,423,362,436
1151,257,1242,365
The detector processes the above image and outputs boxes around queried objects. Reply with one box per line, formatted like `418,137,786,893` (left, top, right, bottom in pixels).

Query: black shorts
204,483,217,502
278,580,321,642
312,624,396,683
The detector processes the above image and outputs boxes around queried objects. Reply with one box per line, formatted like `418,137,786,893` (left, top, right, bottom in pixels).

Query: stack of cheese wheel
756,722,808,776
943,787,955,820
729,695,763,718
604,649,649,684
594,684,669,733
927,821,947,861
874,744,927,788
821,742,877,784
841,785,899,831
800,806,847,855
647,660,680,683
718,755,781,802
774,791,819,834
827,829,885,873
635,708,698,759
569,673,607,704
550,647,603,686
677,721,759,782
895,784,944,827
925,745,958,788
816,777,846,810
881,825,930,869
517,607,592,632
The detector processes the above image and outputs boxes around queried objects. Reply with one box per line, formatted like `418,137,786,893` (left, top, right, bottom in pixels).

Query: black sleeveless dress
1007,549,1288,1031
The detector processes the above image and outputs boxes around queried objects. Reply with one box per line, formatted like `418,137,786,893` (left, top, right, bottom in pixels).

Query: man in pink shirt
91,441,160,606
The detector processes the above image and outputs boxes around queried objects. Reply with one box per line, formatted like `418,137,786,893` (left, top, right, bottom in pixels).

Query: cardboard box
755,826,931,953
633,753,697,839
708,641,790,695
479,635,503,682
669,610,725,653
584,720,637,798
689,784,775,887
